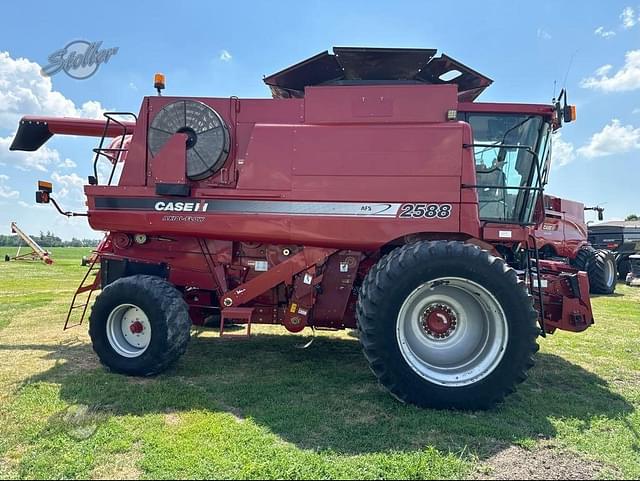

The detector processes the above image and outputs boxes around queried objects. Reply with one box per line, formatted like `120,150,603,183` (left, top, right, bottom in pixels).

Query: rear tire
89,275,191,376
618,257,631,281
357,240,539,410
572,246,617,295
4,255,9,262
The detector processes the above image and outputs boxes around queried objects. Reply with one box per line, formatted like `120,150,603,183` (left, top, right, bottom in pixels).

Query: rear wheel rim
106,304,152,358
605,258,616,288
396,277,509,387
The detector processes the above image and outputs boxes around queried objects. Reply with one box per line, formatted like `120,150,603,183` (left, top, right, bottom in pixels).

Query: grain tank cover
264,47,493,102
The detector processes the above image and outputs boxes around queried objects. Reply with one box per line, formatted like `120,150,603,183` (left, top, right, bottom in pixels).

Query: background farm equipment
10,47,590,410
626,255,640,286
534,195,617,294
4,221,53,265
589,220,640,281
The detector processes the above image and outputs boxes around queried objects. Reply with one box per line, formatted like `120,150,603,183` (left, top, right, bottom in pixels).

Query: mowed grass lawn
0,246,638,480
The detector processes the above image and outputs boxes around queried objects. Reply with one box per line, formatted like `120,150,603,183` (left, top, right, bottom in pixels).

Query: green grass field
0,246,638,479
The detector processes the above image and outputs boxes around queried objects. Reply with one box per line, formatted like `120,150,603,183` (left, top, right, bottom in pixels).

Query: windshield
465,113,549,224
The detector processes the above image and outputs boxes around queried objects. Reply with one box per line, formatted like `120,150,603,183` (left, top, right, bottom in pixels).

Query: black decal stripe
95,197,158,210
93,197,407,217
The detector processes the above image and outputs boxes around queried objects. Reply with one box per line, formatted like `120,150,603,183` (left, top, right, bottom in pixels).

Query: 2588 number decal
398,203,452,219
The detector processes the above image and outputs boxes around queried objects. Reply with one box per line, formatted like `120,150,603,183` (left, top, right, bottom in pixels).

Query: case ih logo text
155,201,209,212
41,41,119,79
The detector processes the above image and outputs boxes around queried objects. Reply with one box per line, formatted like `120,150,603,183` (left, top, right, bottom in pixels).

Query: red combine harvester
535,195,616,294
10,48,593,410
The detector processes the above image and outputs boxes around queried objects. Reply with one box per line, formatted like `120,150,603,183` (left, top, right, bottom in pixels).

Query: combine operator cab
461,113,549,225
10,47,593,411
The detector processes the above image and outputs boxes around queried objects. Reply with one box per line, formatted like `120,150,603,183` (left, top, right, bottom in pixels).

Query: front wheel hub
422,304,457,339
129,320,145,335
106,304,152,358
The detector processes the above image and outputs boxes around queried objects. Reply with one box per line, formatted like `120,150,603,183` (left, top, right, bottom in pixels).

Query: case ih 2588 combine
10,48,593,410
535,195,617,295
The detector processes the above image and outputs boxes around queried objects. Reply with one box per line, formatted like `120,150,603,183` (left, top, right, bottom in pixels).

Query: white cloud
128,82,137,91
594,26,616,38
51,171,84,189
0,51,105,172
0,134,61,171
219,50,232,62
0,51,105,131
621,6,637,29
577,119,640,158
633,108,640,114
0,174,19,199
537,28,552,40
580,50,640,92
78,100,104,119
58,158,77,169
551,132,576,168
51,171,85,206
595,64,613,76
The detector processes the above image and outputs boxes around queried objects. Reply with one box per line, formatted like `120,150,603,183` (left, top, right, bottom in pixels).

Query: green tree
626,214,639,221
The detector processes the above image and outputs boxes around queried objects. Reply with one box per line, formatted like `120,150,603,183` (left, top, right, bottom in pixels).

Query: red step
220,307,254,338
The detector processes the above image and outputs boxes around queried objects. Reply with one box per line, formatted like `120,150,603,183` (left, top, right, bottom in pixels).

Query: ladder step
220,307,254,338
221,307,255,318
64,262,100,330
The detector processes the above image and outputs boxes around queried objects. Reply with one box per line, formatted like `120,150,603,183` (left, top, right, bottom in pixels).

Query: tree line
0,231,100,248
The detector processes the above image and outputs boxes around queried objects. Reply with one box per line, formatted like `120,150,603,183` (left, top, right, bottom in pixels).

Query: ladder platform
220,307,254,338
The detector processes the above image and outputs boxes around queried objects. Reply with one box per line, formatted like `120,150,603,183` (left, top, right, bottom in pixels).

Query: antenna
562,50,578,91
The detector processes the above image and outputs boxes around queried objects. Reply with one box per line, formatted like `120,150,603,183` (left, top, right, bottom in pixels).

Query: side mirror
35,180,53,204
585,205,604,222
563,105,577,123
553,89,576,127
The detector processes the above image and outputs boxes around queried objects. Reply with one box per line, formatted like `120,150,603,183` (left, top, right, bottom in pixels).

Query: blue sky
0,0,638,238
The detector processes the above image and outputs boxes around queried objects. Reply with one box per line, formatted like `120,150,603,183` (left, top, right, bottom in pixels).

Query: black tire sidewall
589,249,617,294
618,257,631,280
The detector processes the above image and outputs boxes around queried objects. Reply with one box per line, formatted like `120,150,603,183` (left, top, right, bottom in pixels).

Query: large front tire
357,241,539,410
89,275,191,376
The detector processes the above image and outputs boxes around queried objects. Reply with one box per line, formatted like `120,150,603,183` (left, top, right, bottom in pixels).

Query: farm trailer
589,220,640,281
10,47,593,410
626,255,640,286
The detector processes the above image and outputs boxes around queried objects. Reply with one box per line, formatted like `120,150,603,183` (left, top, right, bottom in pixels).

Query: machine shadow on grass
1,333,634,458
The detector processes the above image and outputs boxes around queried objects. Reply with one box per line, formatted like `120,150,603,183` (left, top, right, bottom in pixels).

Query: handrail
92,112,138,185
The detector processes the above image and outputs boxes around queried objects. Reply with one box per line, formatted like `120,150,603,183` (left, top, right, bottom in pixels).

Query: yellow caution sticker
290,303,298,313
